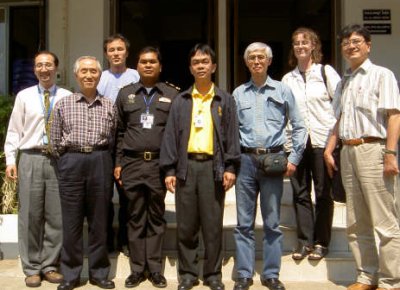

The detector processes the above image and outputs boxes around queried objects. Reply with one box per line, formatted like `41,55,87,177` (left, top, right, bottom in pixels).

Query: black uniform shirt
115,81,179,166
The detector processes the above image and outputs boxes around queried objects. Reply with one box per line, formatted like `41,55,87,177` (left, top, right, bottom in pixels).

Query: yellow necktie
43,90,51,152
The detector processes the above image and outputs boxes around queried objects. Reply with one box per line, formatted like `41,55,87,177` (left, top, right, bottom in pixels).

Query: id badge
194,114,204,128
140,113,154,129
43,134,49,145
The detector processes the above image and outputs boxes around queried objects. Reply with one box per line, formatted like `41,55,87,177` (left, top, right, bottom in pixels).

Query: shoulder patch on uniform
165,81,181,91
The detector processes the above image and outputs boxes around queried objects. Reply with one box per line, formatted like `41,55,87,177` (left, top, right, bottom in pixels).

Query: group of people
4,23,400,290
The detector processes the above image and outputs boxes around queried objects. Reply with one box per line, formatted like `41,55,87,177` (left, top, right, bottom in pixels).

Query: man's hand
165,176,176,193
223,172,236,191
284,162,296,177
324,151,338,178
384,154,399,176
114,166,123,186
5,165,18,181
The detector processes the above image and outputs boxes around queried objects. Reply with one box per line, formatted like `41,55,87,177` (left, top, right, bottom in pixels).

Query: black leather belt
188,153,213,161
241,146,283,155
65,145,108,153
124,150,160,161
22,148,49,155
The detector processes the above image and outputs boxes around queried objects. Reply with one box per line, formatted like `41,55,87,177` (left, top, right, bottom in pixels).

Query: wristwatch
382,148,397,156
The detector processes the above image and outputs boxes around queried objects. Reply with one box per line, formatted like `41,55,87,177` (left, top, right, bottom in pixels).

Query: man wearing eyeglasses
232,42,306,290
324,24,400,290
4,51,71,287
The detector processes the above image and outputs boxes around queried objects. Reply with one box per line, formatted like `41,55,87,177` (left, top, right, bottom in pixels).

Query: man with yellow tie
160,43,241,290
4,51,71,287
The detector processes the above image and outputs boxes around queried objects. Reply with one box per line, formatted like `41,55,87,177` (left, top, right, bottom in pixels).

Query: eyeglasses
35,62,55,70
293,40,311,47
247,54,267,62
341,38,365,48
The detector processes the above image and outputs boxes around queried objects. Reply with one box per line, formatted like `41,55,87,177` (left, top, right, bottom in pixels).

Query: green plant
0,95,18,214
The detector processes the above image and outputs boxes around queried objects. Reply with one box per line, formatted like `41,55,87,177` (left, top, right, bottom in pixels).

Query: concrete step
0,251,355,283
0,259,349,289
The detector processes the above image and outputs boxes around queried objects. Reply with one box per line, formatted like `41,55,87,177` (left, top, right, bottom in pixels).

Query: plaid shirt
50,92,116,155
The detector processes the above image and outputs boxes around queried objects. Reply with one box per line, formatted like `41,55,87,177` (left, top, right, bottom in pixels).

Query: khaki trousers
341,142,400,288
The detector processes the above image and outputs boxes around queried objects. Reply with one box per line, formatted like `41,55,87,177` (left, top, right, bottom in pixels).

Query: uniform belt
188,153,213,161
22,148,49,155
241,146,283,154
65,145,109,153
341,137,384,146
124,150,160,161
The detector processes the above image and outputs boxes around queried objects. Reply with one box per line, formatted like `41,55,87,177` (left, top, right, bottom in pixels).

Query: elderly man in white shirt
4,51,71,288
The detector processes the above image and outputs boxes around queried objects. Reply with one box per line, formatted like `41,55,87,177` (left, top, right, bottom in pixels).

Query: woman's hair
288,27,322,68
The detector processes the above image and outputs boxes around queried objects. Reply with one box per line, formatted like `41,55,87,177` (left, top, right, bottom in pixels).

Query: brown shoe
43,270,63,283
25,274,41,287
376,288,400,290
347,283,378,290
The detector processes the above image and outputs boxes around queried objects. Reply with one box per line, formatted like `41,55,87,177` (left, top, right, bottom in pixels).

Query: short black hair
138,46,162,63
188,43,216,64
34,51,59,67
103,33,130,53
340,24,371,43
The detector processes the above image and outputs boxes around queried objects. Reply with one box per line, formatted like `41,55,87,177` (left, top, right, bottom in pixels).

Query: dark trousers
176,159,225,282
122,157,166,273
107,181,129,251
57,151,112,282
289,139,333,247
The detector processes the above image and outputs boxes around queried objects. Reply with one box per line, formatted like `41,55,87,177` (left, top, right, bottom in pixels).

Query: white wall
342,0,400,80
49,0,108,91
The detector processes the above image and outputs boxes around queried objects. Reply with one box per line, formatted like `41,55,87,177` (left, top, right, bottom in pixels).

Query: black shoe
178,279,200,290
204,279,225,290
260,278,285,290
89,278,115,289
125,272,145,288
233,278,253,290
149,272,167,288
57,280,79,290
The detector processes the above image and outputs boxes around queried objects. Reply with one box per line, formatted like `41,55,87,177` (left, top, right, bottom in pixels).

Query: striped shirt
50,92,116,154
334,59,400,140
282,63,341,148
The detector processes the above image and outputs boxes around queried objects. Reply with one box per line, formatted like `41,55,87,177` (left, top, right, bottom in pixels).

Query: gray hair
73,56,102,74
243,42,273,61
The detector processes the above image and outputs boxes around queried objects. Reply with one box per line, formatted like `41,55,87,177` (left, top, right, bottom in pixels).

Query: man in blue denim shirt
232,42,306,290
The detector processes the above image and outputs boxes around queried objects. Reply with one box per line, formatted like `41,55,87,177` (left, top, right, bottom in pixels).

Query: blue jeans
234,153,283,279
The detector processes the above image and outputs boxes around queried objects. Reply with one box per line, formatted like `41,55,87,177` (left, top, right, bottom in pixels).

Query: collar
75,91,103,104
244,76,275,91
344,58,371,77
38,84,57,95
136,82,162,95
192,83,214,99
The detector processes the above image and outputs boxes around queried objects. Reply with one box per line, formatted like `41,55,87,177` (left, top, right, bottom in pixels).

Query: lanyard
37,85,57,122
143,92,155,114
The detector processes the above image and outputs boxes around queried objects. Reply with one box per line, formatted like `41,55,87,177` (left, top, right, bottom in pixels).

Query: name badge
43,134,49,145
194,115,204,128
140,113,154,129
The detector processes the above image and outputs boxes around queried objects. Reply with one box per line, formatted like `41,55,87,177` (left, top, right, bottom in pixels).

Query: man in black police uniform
114,46,179,288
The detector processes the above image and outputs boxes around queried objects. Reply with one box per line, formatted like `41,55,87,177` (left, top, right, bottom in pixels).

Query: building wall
342,0,400,79
49,0,108,91
47,0,400,90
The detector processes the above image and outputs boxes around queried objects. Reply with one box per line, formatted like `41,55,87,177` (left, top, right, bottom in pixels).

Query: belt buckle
256,148,266,154
144,151,151,161
81,146,93,153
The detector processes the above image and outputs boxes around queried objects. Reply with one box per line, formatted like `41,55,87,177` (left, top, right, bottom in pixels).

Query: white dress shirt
4,84,72,165
282,63,341,148
334,59,400,140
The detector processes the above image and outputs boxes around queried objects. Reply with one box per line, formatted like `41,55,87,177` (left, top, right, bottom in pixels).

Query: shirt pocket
265,97,285,123
100,111,114,139
155,102,171,125
354,88,378,117
123,103,142,126
237,100,253,125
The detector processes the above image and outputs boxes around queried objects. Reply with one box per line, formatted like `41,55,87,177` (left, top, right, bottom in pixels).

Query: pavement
0,259,349,290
